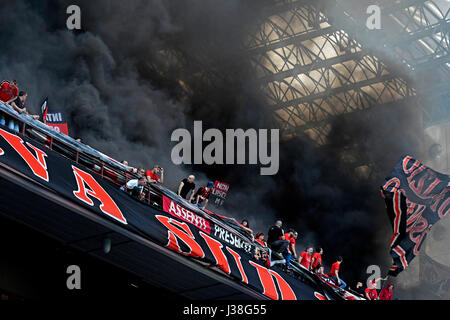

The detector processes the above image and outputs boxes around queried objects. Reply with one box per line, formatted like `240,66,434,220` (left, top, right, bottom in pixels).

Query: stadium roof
246,0,449,144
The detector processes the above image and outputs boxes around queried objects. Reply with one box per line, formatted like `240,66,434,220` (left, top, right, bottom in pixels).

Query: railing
0,102,135,181
0,102,165,202
0,102,349,299
0,102,252,244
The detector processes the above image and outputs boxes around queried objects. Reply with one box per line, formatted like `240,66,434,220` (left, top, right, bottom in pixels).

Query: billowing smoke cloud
0,0,430,294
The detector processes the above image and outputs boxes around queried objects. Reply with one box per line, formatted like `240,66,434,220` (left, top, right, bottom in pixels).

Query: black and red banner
44,111,69,135
210,181,230,207
381,156,449,276
0,124,332,300
40,98,69,135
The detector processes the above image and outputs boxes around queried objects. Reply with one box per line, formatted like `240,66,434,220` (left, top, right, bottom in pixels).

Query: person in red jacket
379,283,394,300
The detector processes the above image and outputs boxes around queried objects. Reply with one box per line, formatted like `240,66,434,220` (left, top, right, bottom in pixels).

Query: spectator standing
266,220,289,267
365,277,387,300
329,256,346,289
267,220,289,254
365,280,379,300
177,175,196,201
379,283,394,300
0,80,18,105
284,230,298,268
311,247,323,273
146,165,164,183
298,247,313,270
10,91,39,120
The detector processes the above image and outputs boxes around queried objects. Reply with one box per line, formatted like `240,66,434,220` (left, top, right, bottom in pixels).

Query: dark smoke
0,0,427,293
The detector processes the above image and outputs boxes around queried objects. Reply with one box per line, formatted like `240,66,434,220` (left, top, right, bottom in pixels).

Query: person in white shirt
121,177,146,196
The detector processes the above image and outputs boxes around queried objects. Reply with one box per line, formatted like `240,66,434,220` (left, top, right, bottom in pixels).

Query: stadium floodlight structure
245,0,449,145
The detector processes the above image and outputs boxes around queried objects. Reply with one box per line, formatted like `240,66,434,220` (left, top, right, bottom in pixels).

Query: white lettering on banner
46,112,63,122
402,157,449,216
211,181,230,201
162,196,211,233
215,182,229,192
169,201,206,229
213,224,252,253
212,190,227,198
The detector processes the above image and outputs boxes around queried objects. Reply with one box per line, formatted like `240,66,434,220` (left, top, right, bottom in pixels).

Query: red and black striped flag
381,156,449,276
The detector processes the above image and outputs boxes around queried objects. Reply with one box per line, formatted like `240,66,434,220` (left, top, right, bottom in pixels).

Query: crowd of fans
119,161,216,210
116,155,394,300
250,219,394,299
0,79,394,300
0,80,40,131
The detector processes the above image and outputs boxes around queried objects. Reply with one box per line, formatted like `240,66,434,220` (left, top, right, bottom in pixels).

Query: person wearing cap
255,232,267,247
365,277,388,300
254,232,274,268
365,279,379,300
193,181,214,209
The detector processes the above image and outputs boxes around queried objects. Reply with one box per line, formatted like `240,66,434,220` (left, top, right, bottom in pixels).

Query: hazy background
0,0,439,296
